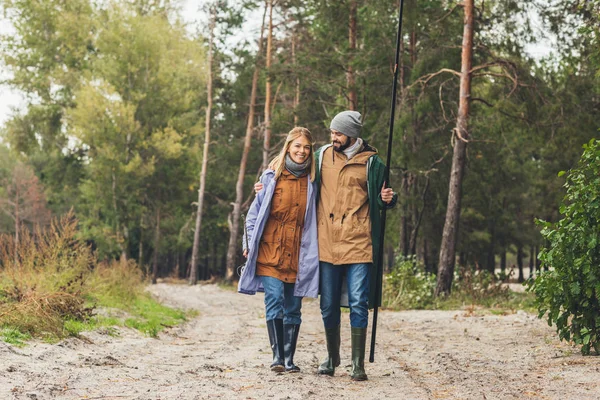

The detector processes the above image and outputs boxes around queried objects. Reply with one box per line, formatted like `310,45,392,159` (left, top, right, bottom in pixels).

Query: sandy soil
1,282,599,400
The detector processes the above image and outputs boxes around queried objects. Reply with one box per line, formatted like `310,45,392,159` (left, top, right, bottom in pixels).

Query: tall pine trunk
435,0,474,296
262,0,273,172
14,185,20,263
292,30,300,125
189,7,215,285
225,3,268,281
152,207,161,284
517,244,524,283
347,0,357,110
486,220,496,273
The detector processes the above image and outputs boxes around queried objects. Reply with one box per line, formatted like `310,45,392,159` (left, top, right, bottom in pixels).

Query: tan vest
317,146,375,265
256,169,308,282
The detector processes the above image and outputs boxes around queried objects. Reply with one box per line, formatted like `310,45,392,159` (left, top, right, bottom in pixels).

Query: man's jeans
260,276,302,325
319,262,370,329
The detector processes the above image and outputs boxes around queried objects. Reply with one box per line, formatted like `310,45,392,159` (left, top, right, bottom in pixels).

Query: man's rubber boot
350,327,368,381
317,325,341,376
283,324,301,372
266,319,285,372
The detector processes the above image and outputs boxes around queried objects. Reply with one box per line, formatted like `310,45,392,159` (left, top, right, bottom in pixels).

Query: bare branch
408,68,461,92
471,97,531,122
438,78,455,124
436,4,462,23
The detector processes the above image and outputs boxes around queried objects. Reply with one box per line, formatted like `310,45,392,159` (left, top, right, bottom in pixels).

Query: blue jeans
260,276,302,325
319,262,370,329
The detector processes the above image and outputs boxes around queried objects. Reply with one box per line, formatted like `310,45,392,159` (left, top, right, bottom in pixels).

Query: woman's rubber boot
350,327,368,381
266,319,285,372
317,325,340,376
283,324,301,373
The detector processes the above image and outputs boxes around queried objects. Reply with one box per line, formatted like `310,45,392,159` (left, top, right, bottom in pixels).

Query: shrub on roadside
527,139,600,355
382,255,436,309
0,213,187,342
0,214,94,339
383,254,530,312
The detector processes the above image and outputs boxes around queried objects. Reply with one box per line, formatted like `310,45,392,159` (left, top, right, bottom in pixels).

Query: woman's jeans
319,262,370,329
260,276,302,325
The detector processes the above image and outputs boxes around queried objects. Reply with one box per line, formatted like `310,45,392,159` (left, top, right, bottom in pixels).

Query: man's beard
333,137,352,152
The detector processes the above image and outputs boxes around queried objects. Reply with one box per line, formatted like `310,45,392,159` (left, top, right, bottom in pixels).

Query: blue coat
237,169,320,298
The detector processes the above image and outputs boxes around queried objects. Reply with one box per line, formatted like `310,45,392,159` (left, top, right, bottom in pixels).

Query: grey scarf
285,154,309,177
343,137,364,160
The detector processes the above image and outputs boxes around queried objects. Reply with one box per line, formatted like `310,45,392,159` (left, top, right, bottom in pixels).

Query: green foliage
0,326,31,347
383,255,436,309
383,255,535,312
528,139,600,355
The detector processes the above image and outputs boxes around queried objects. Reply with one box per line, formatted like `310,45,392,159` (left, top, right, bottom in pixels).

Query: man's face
331,130,353,152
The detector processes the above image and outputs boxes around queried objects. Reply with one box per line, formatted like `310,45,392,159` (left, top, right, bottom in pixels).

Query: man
314,110,396,381
255,110,396,380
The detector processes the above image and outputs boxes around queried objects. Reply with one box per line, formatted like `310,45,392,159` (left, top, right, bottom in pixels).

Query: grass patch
217,280,237,292
121,294,188,337
0,213,191,345
1,326,31,347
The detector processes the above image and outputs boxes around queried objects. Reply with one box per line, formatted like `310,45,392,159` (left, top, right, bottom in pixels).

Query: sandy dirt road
1,282,599,399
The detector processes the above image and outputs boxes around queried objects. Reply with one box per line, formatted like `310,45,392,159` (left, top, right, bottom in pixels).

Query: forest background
0,0,598,295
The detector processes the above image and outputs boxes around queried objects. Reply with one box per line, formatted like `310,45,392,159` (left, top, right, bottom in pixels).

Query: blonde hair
269,127,315,182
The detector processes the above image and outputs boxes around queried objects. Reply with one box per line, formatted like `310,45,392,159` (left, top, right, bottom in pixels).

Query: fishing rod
370,0,405,363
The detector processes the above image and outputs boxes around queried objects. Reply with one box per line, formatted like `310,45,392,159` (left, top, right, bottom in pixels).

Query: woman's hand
243,249,248,258
254,182,264,193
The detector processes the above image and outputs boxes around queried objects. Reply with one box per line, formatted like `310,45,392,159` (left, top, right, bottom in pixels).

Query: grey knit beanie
330,110,362,138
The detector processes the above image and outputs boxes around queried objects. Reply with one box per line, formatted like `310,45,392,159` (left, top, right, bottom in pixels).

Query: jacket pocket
256,240,281,266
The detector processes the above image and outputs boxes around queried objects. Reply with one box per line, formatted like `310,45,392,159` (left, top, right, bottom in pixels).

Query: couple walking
238,110,397,381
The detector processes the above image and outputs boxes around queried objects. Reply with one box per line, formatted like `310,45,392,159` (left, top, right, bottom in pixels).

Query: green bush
383,255,436,309
527,138,600,355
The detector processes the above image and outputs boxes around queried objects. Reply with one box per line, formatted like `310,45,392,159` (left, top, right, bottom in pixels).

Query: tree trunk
529,245,534,279
262,0,274,172
139,215,144,275
399,173,409,256
14,185,20,263
409,176,430,256
386,245,394,273
189,7,215,285
435,0,474,297
423,239,430,272
517,244,524,283
486,220,496,273
292,31,300,125
225,2,268,282
409,29,419,153
500,249,506,275
152,207,161,284
347,0,357,110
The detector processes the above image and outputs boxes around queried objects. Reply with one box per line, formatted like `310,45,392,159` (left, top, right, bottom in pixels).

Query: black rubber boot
350,327,368,381
283,324,301,372
266,319,285,372
317,325,341,376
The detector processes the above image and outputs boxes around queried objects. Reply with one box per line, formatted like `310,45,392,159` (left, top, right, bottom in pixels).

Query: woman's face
287,135,312,164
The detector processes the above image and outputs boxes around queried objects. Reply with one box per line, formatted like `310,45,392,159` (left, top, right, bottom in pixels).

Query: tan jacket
256,169,308,282
317,146,376,265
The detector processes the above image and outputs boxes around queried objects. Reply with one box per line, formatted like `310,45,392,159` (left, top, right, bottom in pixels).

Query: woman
238,127,319,373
